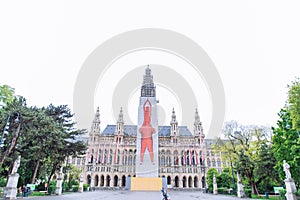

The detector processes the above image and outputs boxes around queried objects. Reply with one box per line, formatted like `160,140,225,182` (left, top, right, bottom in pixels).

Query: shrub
0,178,6,187
244,188,252,198
279,189,286,200
36,182,46,191
217,187,227,194
70,179,79,186
48,181,56,195
72,185,79,192
83,184,89,191
296,188,300,197
63,182,69,192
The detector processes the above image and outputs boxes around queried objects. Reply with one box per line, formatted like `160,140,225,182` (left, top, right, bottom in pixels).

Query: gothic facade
73,67,224,189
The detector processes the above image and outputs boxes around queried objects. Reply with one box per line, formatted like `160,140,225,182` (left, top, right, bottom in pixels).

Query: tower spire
194,108,204,138
117,107,124,124
141,65,156,97
91,107,101,134
170,108,178,124
116,107,124,136
170,108,178,137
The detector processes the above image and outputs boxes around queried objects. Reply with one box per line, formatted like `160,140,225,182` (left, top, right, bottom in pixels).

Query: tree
0,97,87,186
206,168,218,192
0,84,15,109
288,78,300,131
272,78,300,188
39,104,87,186
215,121,279,194
218,167,234,189
0,97,27,168
64,164,81,190
272,109,300,187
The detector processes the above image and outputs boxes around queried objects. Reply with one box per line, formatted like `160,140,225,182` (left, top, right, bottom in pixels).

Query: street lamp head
14,114,20,123
14,118,19,124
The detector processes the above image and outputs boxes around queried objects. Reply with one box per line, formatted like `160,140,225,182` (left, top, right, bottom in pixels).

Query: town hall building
73,66,224,189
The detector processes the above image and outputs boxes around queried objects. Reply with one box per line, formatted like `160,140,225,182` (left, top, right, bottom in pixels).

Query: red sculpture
139,99,156,165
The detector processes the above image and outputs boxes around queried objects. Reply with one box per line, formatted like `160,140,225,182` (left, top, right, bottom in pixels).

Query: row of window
86,165,217,174
70,154,222,168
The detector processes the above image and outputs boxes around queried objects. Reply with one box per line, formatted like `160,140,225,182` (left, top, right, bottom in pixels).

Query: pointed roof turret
170,108,178,125
194,108,204,137
194,108,201,125
117,107,124,124
91,107,101,134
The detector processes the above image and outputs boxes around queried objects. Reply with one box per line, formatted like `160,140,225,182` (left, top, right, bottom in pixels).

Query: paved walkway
22,190,254,200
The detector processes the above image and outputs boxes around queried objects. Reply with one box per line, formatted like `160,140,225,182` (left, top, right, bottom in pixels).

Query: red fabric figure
139,99,156,165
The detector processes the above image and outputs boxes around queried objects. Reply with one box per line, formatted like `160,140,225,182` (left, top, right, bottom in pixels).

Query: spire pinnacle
93,107,100,123
170,108,178,124
91,106,101,134
194,108,200,124
117,107,124,124
194,108,204,137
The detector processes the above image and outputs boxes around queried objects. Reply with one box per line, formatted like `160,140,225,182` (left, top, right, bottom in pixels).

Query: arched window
166,156,171,166
77,158,81,165
109,155,112,164
207,158,211,167
161,156,165,166
166,150,171,166
212,158,216,167
174,150,179,165
128,155,133,165
181,150,185,165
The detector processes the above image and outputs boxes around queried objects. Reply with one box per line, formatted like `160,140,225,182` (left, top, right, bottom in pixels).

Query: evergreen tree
0,97,87,186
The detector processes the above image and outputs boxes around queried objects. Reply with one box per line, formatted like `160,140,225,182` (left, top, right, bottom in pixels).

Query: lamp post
0,116,11,148
1,112,20,147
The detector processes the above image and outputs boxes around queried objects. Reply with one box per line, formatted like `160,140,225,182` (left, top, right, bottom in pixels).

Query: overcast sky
0,1,299,134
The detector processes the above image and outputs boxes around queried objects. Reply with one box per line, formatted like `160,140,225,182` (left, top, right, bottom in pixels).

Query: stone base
213,183,218,194
78,182,83,193
55,179,63,195
285,179,297,200
130,177,162,191
4,173,19,200
237,183,244,198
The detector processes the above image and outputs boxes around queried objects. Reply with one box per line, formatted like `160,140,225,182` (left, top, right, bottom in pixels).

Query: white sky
0,1,299,133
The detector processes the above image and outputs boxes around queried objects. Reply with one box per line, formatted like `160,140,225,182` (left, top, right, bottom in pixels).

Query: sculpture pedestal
213,183,218,194
78,181,84,193
55,178,63,195
237,183,245,198
4,173,19,200
285,178,297,200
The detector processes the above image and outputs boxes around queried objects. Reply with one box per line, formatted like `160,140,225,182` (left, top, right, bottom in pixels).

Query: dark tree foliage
0,97,87,186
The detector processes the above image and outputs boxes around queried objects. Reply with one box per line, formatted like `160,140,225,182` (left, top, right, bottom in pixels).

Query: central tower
136,65,159,177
